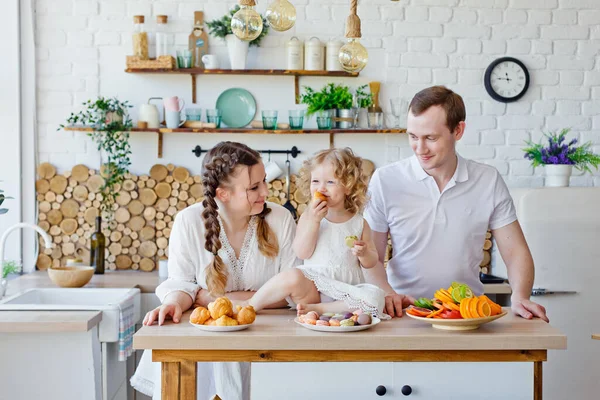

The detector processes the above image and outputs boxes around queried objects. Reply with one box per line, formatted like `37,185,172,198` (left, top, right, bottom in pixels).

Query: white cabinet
252,362,393,399
252,362,532,399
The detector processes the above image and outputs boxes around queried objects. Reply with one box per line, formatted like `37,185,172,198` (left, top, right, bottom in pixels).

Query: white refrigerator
492,188,600,400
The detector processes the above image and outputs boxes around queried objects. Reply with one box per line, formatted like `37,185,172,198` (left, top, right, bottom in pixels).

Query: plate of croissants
189,297,257,332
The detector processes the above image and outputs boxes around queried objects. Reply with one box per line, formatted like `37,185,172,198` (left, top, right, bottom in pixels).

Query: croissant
190,306,211,325
236,305,256,325
215,315,239,326
204,317,216,326
208,297,234,320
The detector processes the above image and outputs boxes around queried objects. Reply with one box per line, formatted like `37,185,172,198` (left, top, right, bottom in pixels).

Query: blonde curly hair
299,148,368,214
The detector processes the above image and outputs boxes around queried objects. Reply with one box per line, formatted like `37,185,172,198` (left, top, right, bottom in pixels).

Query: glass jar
132,15,148,59
155,15,170,58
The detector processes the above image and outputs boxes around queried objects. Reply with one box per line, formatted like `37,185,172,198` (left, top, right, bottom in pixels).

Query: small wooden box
126,55,176,70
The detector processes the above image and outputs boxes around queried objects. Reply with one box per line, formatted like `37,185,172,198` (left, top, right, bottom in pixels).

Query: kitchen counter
4,269,160,297
134,309,565,400
5,270,511,297
0,310,101,332
0,270,157,332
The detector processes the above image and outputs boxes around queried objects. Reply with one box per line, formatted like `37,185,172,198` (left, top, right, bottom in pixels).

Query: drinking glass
367,112,384,129
288,110,304,130
390,97,408,128
262,110,278,130
206,109,222,128
316,110,332,130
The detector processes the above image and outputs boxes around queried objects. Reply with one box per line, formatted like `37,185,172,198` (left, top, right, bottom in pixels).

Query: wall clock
484,57,530,103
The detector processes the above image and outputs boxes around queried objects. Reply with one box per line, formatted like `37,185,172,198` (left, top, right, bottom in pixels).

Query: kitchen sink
0,288,141,342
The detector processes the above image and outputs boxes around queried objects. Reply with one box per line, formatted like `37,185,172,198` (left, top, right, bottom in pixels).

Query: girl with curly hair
132,141,298,400
247,148,388,318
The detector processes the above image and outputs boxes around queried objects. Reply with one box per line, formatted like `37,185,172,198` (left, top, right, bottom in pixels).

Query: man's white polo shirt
364,154,517,299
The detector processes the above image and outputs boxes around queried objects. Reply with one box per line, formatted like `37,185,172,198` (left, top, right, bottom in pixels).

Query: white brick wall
34,0,600,187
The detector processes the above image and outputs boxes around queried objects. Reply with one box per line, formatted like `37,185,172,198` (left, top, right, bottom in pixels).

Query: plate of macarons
295,310,381,332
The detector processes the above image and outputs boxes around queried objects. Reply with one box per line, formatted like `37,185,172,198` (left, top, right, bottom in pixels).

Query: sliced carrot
407,307,431,317
435,291,454,304
426,308,444,318
433,302,444,310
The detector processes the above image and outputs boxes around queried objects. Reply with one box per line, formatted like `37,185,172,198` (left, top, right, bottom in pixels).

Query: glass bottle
132,15,149,59
155,15,170,58
90,216,106,275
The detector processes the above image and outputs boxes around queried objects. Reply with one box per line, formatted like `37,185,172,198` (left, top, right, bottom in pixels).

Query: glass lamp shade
231,5,264,41
338,38,368,73
266,0,296,32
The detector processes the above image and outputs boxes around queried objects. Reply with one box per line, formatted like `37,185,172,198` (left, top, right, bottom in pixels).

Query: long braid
201,142,279,296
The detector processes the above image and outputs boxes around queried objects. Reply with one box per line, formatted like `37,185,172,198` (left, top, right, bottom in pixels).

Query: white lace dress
131,202,298,400
298,214,388,318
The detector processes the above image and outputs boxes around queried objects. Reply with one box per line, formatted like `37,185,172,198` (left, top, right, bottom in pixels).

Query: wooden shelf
64,126,406,158
124,68,359,104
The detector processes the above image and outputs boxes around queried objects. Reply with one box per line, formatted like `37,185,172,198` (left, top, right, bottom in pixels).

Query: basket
126,55,176,70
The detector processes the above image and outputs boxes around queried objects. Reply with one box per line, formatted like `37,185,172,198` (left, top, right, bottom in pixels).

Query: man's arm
362,230,395,293
492,220,548,322
362,230,414,317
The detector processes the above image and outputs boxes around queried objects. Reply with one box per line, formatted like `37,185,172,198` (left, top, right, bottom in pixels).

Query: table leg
534,361,543,400
181,360,198,400
162,362,180,400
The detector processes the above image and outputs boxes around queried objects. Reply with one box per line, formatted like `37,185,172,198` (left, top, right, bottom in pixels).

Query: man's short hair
409,86,466,132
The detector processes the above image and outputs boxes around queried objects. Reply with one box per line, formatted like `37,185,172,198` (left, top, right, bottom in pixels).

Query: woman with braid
131,142,298,400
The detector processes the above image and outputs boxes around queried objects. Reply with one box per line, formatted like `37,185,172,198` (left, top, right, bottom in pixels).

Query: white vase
544,165,573,187
226,34,249,70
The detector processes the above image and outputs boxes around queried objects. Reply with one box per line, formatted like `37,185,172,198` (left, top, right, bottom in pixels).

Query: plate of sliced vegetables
405,282,507,331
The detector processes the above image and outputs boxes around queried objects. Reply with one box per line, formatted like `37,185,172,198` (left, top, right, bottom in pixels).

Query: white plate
294,317,381,332
189,321,251,332
405,310,508,331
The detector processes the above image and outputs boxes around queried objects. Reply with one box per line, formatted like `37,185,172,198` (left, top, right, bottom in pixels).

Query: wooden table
134,309,566,400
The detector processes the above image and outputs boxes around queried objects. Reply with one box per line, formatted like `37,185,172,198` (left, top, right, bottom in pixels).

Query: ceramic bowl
48,266,95,288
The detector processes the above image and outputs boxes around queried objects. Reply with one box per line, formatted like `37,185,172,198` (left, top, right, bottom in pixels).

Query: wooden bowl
48,266,95,288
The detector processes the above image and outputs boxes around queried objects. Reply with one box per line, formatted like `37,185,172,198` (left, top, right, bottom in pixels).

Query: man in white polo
364,86,548,321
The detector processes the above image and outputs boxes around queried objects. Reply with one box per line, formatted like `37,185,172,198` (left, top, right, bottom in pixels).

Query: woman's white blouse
156,202,298,302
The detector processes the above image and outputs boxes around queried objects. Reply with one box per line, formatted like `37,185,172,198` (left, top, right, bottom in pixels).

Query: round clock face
484,57,530,103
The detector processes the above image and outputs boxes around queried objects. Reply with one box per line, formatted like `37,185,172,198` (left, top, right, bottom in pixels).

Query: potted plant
323,83,353,129
355,84,373,128
60,97,133,221
0,183,12,216
299,84,355,129
207,5,269,69
523,128,600,187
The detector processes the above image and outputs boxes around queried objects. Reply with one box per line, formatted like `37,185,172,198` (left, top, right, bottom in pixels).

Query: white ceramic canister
286,36,304,70
326,39,344,71
304,36,324,71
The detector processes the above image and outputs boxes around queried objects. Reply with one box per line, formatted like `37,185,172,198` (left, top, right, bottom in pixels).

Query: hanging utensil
282,159,297,219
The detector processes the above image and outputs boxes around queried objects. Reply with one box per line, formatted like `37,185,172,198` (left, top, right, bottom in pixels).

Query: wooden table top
134,309,566,352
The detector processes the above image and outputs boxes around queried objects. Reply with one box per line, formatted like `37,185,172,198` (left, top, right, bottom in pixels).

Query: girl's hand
306,198,328,223
351,240,367,257
143,302,183,326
